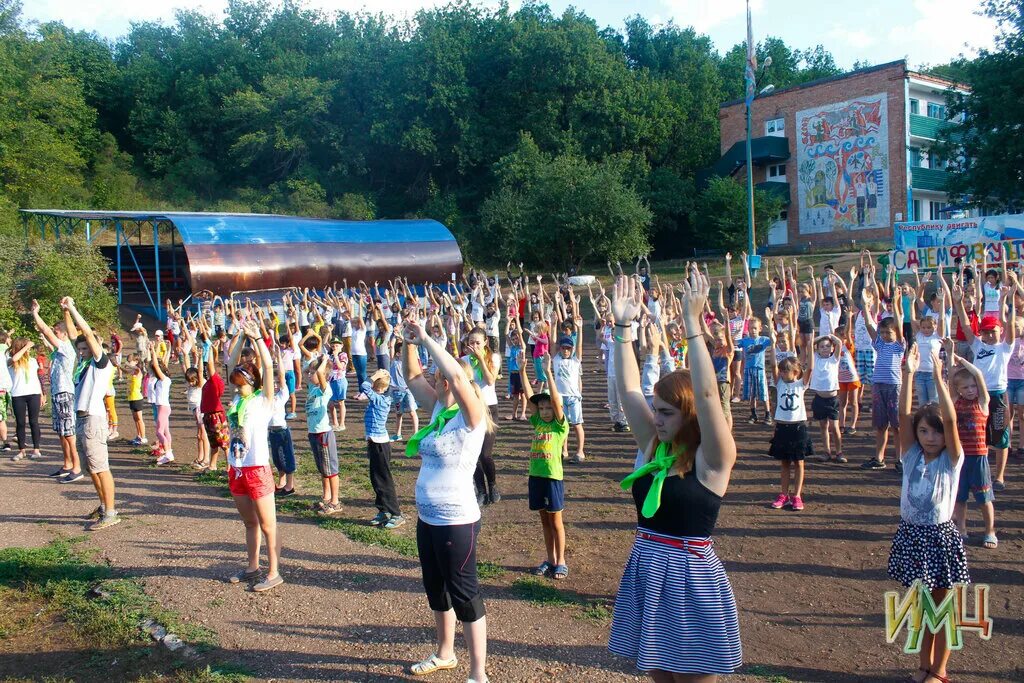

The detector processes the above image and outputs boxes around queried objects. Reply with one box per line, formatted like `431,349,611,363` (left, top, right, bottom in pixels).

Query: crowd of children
5,252,1019,683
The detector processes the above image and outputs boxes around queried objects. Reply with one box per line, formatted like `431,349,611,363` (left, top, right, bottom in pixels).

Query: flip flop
982,533,998,549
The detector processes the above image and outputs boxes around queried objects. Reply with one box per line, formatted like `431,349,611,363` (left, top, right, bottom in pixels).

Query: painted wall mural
796,93,890,234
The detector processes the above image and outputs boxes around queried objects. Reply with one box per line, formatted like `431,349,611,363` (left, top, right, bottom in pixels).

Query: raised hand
403,319,426,345
951,285,964,303
678,267,710,324
931,349,943,375
241,320,261,339
905,344,920,374
30,299,40,315
611,275,643,325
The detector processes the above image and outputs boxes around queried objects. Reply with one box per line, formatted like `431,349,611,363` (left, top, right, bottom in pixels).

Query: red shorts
839,381,862,392
228,465,275,500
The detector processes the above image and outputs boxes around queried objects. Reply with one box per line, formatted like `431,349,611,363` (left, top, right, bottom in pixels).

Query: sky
22,0,999,69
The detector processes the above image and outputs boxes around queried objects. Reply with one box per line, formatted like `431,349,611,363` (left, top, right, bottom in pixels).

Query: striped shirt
954,398,988,456
871,336,904,385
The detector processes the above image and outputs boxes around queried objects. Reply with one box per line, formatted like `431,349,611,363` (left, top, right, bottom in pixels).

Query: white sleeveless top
415,402,487,526
774,379,807,423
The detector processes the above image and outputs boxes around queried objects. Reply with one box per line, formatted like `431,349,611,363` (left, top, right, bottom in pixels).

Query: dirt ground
0,330,1021,683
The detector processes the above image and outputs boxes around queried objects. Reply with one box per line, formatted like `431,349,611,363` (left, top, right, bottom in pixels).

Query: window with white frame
913,199,922,221
930,201,944,220
910,98,920,115
927,102,947,119
765,117,785,136
767,163,786,180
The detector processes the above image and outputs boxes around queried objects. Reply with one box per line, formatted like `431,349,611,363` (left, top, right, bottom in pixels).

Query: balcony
755,181,791,206
698,136,791,188
910,166,949,192
910,113,952,141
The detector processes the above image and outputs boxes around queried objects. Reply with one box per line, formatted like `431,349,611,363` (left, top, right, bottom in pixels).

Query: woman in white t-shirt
225,320,282,593
462,328,502,506
8,338,43,460
402,318,490,683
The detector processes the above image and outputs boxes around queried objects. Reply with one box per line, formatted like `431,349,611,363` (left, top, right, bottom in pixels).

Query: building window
779,209,788,221
928,150,944,169
913,199,923,221
909,147,923,167
767,163,786,180
930,201,945,220
927,102,947,119
910,98,920,115
765,117,785,136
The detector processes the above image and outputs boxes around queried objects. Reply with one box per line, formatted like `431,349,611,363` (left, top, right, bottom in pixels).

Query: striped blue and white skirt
608,528,742,675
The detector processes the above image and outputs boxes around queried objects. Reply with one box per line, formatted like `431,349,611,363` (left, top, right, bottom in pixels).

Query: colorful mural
796,94,890,234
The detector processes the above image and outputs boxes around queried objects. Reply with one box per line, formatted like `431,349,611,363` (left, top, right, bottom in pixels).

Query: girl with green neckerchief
606,268,743,680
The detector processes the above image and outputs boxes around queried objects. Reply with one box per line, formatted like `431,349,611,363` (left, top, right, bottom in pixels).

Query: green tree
694,176,785,251
480,135,651,270
938,0,1024,209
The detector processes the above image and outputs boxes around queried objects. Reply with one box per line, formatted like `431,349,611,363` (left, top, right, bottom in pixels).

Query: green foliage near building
938,1,1024,209
1,0,848,263
694,177,786,252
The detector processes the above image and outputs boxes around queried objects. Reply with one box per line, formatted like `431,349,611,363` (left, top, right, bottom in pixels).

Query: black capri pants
416,519,486,623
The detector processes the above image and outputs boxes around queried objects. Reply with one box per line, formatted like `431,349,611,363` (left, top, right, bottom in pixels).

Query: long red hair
653,370,701,475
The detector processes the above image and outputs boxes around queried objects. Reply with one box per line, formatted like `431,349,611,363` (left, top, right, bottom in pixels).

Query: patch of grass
0,537,239,677
510,578,612,623
744,665,794,683
476,561,506,580
319,519,418,556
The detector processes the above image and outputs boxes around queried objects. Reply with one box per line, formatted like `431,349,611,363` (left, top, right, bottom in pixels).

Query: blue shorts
956,455,994,504
1008,378,1024,405
742,367,767,401
285,371,297,396
392,389,417,414
329,378,348,402
528,476,564,513
562,395,583,425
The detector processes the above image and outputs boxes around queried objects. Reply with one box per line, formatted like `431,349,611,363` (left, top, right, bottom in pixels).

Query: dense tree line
1,0,847,266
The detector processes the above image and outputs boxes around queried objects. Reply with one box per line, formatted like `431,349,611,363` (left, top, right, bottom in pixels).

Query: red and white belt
636,530,712,558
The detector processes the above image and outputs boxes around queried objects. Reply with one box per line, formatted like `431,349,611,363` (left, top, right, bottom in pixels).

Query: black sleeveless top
631,468,722,537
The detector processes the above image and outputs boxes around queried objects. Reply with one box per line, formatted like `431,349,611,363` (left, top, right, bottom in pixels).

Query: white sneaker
157,453,175,465
108,431,120,441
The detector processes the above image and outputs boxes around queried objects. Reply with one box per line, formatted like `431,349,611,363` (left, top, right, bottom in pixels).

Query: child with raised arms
769,356,813,510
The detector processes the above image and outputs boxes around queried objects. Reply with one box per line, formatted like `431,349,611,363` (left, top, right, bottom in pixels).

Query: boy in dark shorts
520,354,570,580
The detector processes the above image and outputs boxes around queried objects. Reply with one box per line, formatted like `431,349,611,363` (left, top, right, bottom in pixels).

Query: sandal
925,674,952,683
552,564,568,580
982,533,998,549
411,653,458,676
903,669,929,683
531,561,553,576
228,568,261,584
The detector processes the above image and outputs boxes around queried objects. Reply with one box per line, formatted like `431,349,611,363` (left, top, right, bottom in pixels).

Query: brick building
714,60,966,249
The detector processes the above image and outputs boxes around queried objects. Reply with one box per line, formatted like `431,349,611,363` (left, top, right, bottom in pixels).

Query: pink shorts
229,465,275,500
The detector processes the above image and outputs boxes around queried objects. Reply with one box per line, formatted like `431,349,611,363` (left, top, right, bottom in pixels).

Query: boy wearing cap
520,354,570,580
361,369,403,529
956,274,1018,492
552,335,585,462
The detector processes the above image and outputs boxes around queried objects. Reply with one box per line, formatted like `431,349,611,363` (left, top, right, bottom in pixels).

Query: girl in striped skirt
608,270,742,679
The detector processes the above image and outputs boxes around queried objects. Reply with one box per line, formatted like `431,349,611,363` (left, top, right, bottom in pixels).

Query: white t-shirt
228,392,273,468
854,311,873,351
269,387,289,428
485,313,500,337
818,307,841,337
552,355,582,397
899,445,963,525
415,403,487,526
74,355,115,417
915,332,943,373
154,377,171,406
351,327,367,356
462,354,499,406
971,339,1012,392
983,283,1001,314
8,358,41,397
774,379,807,422
809,353,840,392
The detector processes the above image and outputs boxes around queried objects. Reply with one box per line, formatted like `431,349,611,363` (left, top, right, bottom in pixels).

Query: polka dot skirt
888,519,970,589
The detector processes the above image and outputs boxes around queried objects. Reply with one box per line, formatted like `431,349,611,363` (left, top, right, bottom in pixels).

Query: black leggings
12,394,41,451
473,405,498,492
416,519,485,622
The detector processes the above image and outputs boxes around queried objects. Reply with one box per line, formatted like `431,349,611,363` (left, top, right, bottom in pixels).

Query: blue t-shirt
305,384,333,434
712,354,730,383
508,346,523,372
738,336,772,370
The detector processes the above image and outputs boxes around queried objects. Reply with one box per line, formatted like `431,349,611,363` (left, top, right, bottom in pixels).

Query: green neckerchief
467,354,483,383
620,441,682,518
72,358,90,384
227,390,260,431
406,404,461,457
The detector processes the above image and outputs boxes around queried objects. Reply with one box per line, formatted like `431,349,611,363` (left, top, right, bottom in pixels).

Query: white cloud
657,0,764,34
887,0,998,66
828,24,876,51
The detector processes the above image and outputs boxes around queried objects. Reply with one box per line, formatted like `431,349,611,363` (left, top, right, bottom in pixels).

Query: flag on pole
744,0,757,108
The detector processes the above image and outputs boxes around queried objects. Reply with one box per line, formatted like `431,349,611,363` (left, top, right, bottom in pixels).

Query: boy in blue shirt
738,317,775,424
362,369,402,529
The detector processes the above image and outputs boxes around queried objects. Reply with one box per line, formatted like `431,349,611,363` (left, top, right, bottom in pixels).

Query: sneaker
85,506,104,520
790,495,805,511
571,453,586,463
747,416,759,425
88,512,121,531
488,486,501,504
108,431,119,441
861,458,886,470
318,502,343,516
847,427,858,436
156,453,175,465
894,460,903,474
285,412,297,420
770,493,790,509
277,487,295,497
993,480,1006,492
28,451,43,460
476,488,487,506
0,443,10,452
49,468,72,478
129,437,142,446
390,435,401,441
764,417,774,427
383,515,406,530
730,396,741,403
11,452,25,462
369,511,390,527
60,471,85,483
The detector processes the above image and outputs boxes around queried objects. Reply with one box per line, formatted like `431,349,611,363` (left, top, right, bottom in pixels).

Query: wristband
614,322,631,328
685,334,703,340
614,334,633,344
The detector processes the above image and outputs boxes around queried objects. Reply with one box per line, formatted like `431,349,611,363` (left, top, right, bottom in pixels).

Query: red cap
979,316,1000,332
